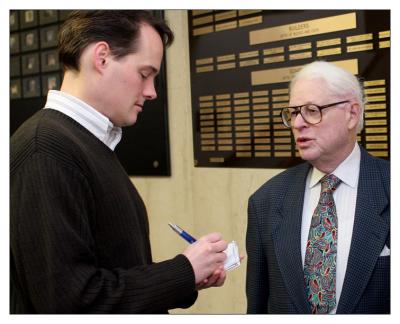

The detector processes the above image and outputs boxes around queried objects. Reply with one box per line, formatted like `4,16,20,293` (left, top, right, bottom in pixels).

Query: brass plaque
347,43,373,52
239,16,263,27
346,33,372,43
317,38,341,47
249,12,356,45
289,42,312,51
317,47,342,57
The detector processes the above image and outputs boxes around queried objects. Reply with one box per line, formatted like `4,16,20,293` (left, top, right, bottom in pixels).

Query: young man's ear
93,41,111,72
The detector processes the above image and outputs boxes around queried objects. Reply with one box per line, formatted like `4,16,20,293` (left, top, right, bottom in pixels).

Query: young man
246,61,390,314
10,11,228,314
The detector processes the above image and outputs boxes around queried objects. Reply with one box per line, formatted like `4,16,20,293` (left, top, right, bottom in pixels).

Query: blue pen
168,223,197,244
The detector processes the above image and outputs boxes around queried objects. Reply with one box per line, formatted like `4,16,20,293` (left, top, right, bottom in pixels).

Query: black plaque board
188,10,390,168
10,10,171,176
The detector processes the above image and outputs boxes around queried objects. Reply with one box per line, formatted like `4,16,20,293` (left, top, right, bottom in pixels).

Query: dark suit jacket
246,147,390,314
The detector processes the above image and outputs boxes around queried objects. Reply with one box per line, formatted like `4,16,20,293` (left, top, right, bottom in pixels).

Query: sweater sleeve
10,153,197,313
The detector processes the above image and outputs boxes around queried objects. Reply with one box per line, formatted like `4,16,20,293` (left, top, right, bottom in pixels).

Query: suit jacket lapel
272,163,311,313
337,149,389,313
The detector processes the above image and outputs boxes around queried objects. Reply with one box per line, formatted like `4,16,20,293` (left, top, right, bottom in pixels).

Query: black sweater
10,109,197,313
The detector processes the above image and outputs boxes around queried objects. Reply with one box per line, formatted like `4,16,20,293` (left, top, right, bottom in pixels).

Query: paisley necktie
304,174,341,314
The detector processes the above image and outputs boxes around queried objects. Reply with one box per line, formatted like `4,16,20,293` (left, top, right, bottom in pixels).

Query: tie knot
320,174,341,193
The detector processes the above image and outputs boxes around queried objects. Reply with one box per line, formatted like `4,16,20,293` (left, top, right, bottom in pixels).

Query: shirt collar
309,143,361,189
44,90,122,150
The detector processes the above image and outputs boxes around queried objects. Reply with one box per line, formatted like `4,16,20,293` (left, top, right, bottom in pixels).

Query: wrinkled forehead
289,77,340,105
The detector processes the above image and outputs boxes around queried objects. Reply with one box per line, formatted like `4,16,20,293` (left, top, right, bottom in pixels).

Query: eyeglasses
280,100,350,128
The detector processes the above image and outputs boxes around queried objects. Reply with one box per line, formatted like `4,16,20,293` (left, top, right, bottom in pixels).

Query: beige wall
132,10,284,314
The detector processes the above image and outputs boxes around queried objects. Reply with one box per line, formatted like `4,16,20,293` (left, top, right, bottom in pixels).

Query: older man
246,61,390,314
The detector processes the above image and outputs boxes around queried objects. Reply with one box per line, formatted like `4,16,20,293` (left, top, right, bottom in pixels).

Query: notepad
223,241,241,271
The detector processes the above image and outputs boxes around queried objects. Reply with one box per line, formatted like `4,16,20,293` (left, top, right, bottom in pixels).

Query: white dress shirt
44,90,122,151
301,143,361,314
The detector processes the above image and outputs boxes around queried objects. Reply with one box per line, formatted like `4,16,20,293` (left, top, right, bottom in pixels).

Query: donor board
188,10,390,168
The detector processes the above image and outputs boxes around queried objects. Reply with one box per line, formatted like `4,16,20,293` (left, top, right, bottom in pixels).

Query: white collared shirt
44,90,122,150
301,143,361,314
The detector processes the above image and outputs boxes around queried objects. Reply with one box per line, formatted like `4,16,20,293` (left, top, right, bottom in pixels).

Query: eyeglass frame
280,100,350,128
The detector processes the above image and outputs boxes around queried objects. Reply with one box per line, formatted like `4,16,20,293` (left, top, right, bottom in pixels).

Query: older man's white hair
289,60,365,132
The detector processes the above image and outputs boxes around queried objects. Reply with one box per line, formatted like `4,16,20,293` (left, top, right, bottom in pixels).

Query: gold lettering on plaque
236,112,250,118
239,16,263,27
275,152,292,157
275,137,291,143
273,95,290,102
289,52,312,60
218,139,233,145
347,43,373,53
216,94,231,100
193,15,213,26
218,126,232,132
193,25,214,36
234,92,249,98
379,30,390,38
255,152,271,157
365,111,387,118
254,118,270,124
215,21,237,32
365,103,386,110
234,99,250,105
317,47,342,57
209,157,224,163
215,10,237,22
216,100,230,106
239,50,259,59
346,33,373,43
364,87,386,95
379,40,390,48
201,146,215,151
366,95,386,102
364,79,385,87
252,59,358,86
289,42,312,51
255,145,271,150
254,131,271,137
274,130,291,136
218,133,232,138
264,55,285,64
236,145,252,151
201,127,215,132
252,110,269,117
196,65,214,73
365,120,387,126
200,121,214,127
275,145,292,150
200,108,214,115
366,143,388,149
240,59,260,67
200,114,214,120
201,139,215,145
365,127,387,134
201,134,215,139
254,138,271,144
370,151,388,157
238,10,262,16
217,54,235,62
253,104,269,110
218,145,233,151
234,106,250,112
199,95,213,101
236,152,252,157
217,119,232,126
263,47,284,55
366,135,388,141
235,125,250,131
253,90,269,96
317,38,341,47
216,113,231,119
217,107,231,113
199,102,213,108
217,62,236,70
254,125,270,130
236,132,251,137
252,97,269,104
236,139,251,144
272,89,289,95
250,12,356,45
196,57,214,65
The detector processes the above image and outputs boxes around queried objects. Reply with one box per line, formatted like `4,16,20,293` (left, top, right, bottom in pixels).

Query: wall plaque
188,10,390,168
